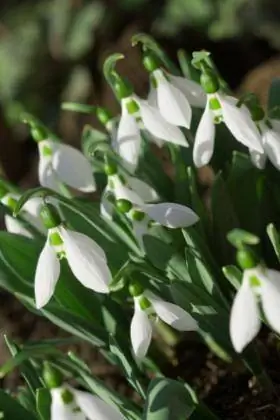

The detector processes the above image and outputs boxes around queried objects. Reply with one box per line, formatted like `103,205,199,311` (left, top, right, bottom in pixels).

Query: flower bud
142,52,160,73
131,209,145,221
139,295,151,310
31,126,48,143
236,248,258,270
200,68,219,94
43,362,63,389
104,162,117,176
96,107,113,126
116,199,132,213
114,78,133,100
40,204,61,229
129,280,143,297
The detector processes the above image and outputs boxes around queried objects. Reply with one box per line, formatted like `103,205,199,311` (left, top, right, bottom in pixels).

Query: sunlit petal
126,177,159,202
262,128,280,170
260,269,280,335
249,149,266,169
154,70,192,128
218,94,263,153
142,202,199,228
138,99,188,147
34,237,60,309
50,388,84,420
147,292,198,331
229,273,260,353
53,144,96,192
193,102,215,167
75,390,124,420
168,74,207,108
130,298,152,358
59,227,110,293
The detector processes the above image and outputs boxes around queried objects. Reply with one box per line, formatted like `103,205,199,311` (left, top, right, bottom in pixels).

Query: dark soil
1,293,280,419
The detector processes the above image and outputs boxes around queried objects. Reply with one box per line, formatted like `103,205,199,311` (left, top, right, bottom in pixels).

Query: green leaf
103,53,124,89
222,265,242,290
36,388,51,420
267,223,280,262
227,228,260,248
0,389,37,420
143,378,195,420
211,172,239,264
109,335,147,398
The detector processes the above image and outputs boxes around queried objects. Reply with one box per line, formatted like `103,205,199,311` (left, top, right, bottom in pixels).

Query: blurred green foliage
0,0,280,125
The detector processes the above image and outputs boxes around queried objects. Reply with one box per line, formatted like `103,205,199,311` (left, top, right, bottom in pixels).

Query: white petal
59,227,110,293
138,99,188,147
38,157,59,192
52,144,96,192
142,202,199,228
4,215,33,238
193,102,215,167
23,197,46,234
100,188,114,220
75,390,124,420
260,269,280,335
131,219,149,249
262,128,280,170
110,175,144,205
147,292,198,331
229,273,261,353
116,105,141,172
51,388,85,420
169,74,207,108
271,119,280,134
130,298,152,359
249,149,266,169
126,177,159,202
34,238,60,309
218,95,263,153
154,70,192,128
147,87,158,107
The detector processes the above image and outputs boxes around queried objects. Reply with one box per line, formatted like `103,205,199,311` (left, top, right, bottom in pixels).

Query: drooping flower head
129,281,198,358
34,203,111,309
111,73,188,172
229,247,280,353
193,61,263,168
143,52,206,130
0,182,45,238
43,363,124,420
30,125,96,193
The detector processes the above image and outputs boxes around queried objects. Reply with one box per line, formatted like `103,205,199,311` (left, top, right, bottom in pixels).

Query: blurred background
0,0,280,186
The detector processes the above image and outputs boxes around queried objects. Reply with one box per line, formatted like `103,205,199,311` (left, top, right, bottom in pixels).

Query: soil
1,292,280,419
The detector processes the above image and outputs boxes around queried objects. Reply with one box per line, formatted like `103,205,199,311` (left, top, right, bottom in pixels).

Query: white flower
193,94,263,167
38,140,96,193
35,225,110,309
116,96,188,171
51,386,124,420
230,266,280,353
249,120,280,170
151,69,206,129
100,174,159,220
1,193,45,238
131,292,198,358
111,176,199,228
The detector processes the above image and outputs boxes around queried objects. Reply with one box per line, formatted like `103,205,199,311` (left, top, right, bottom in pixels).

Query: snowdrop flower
101,163,159,220
43,363,124,420
50,387,124,420
129,282,198,358
193,67,263,167
114,78,188,172
230,265,280,353
0,186,45,238
34,203,110,309
32,127,96,193
249,119,280,170
143,53,206,130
